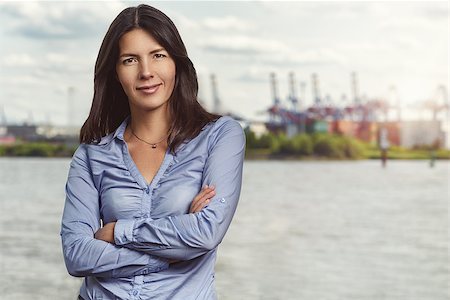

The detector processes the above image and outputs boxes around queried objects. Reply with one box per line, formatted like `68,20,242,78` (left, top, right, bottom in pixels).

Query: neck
128,106,171,143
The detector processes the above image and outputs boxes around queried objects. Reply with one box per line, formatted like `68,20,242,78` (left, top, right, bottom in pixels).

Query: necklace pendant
151,144,157,149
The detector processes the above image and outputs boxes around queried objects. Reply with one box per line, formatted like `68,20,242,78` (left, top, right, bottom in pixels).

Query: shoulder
71,142,96,167
211,116,243,131
70,136,111,167
206,116,246,149
71,130,114,161
68,144,91,175
205,116,243,135
74,131,116,155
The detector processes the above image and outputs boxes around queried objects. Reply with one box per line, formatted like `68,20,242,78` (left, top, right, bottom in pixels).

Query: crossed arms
60,120,245,278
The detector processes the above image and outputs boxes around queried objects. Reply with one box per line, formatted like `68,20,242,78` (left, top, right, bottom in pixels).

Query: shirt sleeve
60,145,169,278
114,118,245,261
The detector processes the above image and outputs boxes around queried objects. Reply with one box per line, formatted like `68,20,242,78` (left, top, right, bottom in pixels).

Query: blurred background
0,1,448,300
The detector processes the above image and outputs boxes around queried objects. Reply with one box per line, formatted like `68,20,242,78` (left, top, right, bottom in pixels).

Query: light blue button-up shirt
60,116,245,300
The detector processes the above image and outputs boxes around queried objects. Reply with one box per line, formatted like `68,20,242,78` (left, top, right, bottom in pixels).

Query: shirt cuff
114,219,135,245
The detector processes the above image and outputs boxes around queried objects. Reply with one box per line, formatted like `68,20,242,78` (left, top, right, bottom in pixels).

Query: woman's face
116,28,176,113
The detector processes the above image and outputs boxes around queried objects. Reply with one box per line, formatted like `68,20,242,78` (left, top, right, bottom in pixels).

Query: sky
0,1,448,126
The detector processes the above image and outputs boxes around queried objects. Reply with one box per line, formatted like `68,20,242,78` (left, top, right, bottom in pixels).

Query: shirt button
220,198,226,203
145,188,150,194
132,290,138,296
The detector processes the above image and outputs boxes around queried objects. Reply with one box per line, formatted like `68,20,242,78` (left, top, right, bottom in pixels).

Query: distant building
248,121,268,138
0,135,16,145
400,120,445,148
6,124,40,141
333,120,378,145
378,122,401,147
36,125,79,148
334,120,446,148
2,124,79,147
37,125,79,139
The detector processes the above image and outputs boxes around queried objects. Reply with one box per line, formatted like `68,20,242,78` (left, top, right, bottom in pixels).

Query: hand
189,185,215,213
94,222,116,244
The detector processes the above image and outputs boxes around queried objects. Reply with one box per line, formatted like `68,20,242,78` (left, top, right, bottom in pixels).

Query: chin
134,101,169,112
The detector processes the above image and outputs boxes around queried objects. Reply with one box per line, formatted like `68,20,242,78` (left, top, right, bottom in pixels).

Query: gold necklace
130,127,169,149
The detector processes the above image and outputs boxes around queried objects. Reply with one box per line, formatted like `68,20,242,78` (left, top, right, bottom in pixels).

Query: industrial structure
0,71,448,150
265,72,448,149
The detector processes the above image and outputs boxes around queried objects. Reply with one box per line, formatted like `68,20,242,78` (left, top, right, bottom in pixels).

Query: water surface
0,158,447,300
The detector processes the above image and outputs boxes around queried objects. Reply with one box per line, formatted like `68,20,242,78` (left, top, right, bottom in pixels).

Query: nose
139,59,154,79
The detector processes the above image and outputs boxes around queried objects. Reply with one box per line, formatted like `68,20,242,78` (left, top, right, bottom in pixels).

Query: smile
136,83,162,94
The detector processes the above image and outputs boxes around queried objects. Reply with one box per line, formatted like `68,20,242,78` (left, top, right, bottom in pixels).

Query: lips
136,83,162,94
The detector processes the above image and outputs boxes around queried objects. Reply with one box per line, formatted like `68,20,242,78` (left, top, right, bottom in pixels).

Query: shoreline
1,142,449,160
1,154,448,160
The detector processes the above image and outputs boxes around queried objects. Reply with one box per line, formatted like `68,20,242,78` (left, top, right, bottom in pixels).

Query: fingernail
210,185,215,189
204,185,209,189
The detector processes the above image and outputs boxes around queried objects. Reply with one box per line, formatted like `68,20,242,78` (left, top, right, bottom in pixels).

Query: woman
60,4,245,300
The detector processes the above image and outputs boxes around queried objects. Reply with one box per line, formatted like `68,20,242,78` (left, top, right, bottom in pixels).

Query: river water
0,158,447,300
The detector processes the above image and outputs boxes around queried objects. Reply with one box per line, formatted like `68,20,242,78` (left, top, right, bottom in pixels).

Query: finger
190,185,215,213
196,198,210,212
191,188,208,211
198,197,212,210
191,186,214,209
191,198,210,213
190,190,213,213
192,186,209,203
192,189,215,211
191,186,208,205
199,185,214,197
190,190,215,213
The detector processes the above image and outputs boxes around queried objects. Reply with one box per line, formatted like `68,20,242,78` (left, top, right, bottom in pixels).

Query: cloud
167,10,201,31
378,15,445,33
262,48,348,67
201,35,290,55
0,74,47,86
259,1,370,20
200,34,347,68
1,51,91,76
0,2,447,125
236,66,271,83
369,1,448,33
0,1,126,39
1,54,38,67
167,6,256,31
202,16,255,31
421,4,448,20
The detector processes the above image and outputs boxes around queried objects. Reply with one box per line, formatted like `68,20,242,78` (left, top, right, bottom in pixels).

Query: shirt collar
113,115,130,141
97,116,129,145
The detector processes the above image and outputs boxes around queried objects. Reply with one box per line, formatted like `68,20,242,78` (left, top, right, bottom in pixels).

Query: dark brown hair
79,4,220,152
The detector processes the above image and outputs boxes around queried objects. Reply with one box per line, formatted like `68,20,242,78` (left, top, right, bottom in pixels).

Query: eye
154,53,167,60
122,57,138,65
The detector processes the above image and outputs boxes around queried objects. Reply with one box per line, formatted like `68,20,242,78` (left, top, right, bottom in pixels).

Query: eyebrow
119,48,165,58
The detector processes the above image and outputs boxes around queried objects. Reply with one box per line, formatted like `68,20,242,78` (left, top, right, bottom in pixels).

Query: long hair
79,4,220,152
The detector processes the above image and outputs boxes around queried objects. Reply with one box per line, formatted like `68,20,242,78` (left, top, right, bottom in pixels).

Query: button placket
130,275,144,299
